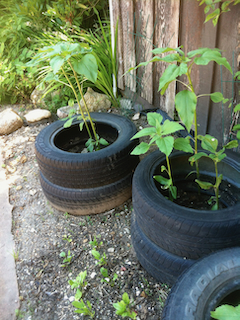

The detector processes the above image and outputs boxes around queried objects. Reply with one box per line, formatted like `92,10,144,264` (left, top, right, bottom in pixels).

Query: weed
12,249,19,261
89,235,103,248
15,309,24,319
100,267,118,287
91,249,107,266
64,212,69,219
63,235,72,243
113,292,137,319
59,250,74,267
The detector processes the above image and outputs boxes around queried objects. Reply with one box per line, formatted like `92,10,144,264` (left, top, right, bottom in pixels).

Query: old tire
35,112,139,188
40,171,132,215
133,150,240,259
162,247,240,320
131,211,194,286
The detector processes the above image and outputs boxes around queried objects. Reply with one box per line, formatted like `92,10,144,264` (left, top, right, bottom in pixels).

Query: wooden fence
111,0,240,146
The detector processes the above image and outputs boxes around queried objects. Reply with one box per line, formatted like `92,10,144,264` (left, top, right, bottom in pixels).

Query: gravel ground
0,104,170,320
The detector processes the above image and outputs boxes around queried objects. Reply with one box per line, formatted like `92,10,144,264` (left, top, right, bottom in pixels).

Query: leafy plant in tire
211,304,240,320
131,112,192,200
28,41,108,152
129,47,239,209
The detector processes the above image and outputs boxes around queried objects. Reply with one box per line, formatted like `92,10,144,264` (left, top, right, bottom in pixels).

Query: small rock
25,109,51,123
80,88,111,112
0,108,23,135
107,247,115,253
69,296,75,302
90,272,97,279
132,112,140,120
57,105,78,118
20,155,27,163
29,189,37,196
16,185,22,191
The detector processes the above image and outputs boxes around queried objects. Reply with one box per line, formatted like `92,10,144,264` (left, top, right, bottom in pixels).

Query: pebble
107,247,114,253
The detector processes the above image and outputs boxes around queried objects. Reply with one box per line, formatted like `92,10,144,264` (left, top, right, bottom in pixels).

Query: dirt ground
0,104,170,320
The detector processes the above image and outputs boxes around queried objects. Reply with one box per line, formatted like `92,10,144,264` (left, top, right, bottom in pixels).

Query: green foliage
198,0,240,26
89,235,103,248
59,250,74,267
91,249,107,266
0,0,108,102
129,46,239,209
100,267,118,286
29,41,109,151
113,293,137,319
131,112,191,200
211,304,240,319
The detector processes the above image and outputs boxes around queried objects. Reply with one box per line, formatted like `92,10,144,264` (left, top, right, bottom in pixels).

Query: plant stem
214,161,219,210
61,66,93,140
187,69,200,180
68,60,99,143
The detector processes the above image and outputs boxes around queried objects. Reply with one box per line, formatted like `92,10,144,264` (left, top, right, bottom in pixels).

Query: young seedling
100,267,118,287
113,292,137,319
59,250,74,267
131,112,193,200
72,300,95,318
189,135,238,209
89,235,103,248
91,249,107,266
62,234,72,243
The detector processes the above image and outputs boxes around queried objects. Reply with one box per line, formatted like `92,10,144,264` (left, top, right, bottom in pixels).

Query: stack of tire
131,150,240,286
35,112,139,215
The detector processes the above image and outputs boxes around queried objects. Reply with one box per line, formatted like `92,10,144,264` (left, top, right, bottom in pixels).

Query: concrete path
0,142,19,320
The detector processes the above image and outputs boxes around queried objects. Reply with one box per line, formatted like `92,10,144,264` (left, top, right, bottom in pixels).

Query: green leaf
159,64,181,93
195,179,213,190
50,56,65,74
210,92,226,103
64,118,73,128
113,301,126,314
233,124,240,131
151,47,176,55
187,48,212,58
91,249,100,260
169,185,177,199
215,174,223,188
175,90,197,132
154,175,172,187
72,53,98,83
234,103,240,112
122,292,130,305
237,131,240,140
174,137,193,153
100,267,108,277
198,134,218,152
156,136,174,156
99,138,109,146
189,152,208,164
194,49,232,73
225,140,238,149
161,120,184,135
131,127,156,140
211,304,240,320
131,142,150,155
147,112,163,126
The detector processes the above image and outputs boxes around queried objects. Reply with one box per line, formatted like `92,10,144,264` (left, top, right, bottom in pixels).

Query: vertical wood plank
153,0,180,117
135,0,154,103
111,0,124,90
179,0,218,135
119,0,136,92
207,5,240,145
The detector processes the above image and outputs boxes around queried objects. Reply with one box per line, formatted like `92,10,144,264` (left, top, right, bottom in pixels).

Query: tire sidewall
35,112,138,163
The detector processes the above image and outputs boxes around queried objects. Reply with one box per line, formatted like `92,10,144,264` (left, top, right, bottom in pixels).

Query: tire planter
162,247,240,320
133,149,240,260
35,112,139,188
35,112,139,215
131,210,194,286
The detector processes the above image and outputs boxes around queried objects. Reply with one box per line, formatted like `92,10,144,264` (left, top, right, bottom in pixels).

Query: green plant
100,267,118,286
91,248,107,266
130,46,239,210
29,41,109,152
59,250,74,267
113,292,137,319
198,0,240,26
211,304,240,319
69,271,95,318
89,235,103,248
63,234,72,243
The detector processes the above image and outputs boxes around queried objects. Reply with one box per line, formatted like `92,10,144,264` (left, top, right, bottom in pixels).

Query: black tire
35,113,139,188
40,171,132,216
133,150,240,259
162,247,240,320
131,211,194,286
